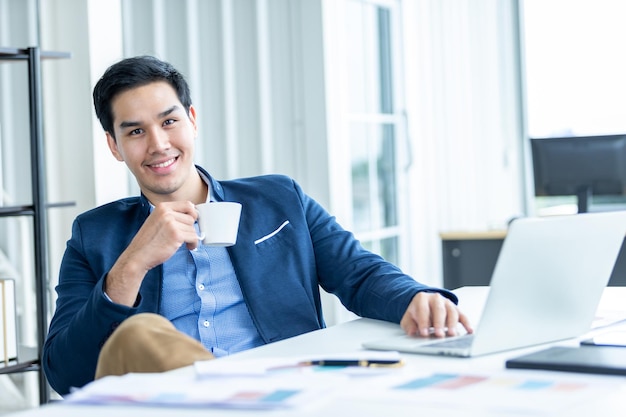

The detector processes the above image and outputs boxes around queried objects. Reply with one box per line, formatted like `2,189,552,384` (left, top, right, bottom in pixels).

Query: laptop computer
363,211,626,357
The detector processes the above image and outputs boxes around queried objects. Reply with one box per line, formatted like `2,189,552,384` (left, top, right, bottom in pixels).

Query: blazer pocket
254,220,291,246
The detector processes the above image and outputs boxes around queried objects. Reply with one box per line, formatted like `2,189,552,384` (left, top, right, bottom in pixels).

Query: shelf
0,345,39,375
0,46,71,404
0,359,40,375
0,205,34,216
0,48,71,60
0,202,76,217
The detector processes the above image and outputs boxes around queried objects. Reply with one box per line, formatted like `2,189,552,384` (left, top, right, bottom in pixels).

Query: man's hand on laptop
400,292,473,338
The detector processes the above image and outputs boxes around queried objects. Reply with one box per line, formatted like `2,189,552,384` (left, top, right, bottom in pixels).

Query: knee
119,313,171,332
106,313,172,346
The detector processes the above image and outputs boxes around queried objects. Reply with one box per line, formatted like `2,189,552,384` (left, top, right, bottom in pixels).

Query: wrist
105,257,147,307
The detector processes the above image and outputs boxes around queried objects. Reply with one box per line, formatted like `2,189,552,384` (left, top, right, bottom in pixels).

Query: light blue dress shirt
160,241,264,356
159,172,264,356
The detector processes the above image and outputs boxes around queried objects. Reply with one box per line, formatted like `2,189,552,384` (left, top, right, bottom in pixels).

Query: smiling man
42,56,472,396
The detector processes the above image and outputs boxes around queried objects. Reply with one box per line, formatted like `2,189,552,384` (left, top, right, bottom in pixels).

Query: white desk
8,287,626,417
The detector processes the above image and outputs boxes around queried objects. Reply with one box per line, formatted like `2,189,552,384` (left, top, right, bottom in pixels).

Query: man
43,56,472,396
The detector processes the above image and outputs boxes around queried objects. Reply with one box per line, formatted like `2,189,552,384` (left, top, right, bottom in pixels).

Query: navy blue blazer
43,168,457,395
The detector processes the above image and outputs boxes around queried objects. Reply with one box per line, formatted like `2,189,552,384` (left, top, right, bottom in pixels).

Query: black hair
92,56,192,139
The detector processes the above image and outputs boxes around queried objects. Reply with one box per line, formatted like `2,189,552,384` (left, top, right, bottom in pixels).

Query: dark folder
505,345,626,376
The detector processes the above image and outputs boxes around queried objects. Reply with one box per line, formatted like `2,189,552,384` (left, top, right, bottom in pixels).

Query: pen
300,359,404,368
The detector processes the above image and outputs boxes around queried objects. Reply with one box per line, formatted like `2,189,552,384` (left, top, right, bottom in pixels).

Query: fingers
458,310,474,335
162,202,203,250
401,292,439,336
422,299,442,337
416,292,447,337
154,201,198,232
400,314,418,336
443,301,461,336
130,201,201,264
401,292,472,338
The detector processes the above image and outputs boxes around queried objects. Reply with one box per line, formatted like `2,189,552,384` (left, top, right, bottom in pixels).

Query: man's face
106,81,198,203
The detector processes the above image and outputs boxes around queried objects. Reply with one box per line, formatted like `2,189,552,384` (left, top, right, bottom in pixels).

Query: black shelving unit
0,46,70,404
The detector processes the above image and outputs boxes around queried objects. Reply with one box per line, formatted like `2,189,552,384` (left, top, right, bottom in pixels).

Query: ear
106,132,124,161
188,105,198,137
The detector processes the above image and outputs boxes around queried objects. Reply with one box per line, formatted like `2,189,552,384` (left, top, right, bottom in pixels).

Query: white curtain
402,0,526,285
120,0,331,207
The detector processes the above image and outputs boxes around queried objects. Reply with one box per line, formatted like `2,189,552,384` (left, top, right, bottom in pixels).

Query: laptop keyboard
422,334,475,349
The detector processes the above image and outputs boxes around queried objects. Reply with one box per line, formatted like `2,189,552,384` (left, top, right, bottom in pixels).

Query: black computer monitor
531,134,626,213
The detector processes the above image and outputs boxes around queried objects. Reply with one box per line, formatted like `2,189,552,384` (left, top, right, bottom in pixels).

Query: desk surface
8,287,626,417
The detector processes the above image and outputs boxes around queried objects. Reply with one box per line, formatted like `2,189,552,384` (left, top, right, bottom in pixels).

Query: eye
129,128,143,136
163,119,176,126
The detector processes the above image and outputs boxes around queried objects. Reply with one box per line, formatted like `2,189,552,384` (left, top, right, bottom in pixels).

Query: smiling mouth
149,157,177,169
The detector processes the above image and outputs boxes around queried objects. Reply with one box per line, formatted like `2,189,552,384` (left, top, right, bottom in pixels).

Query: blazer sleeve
295,180,458,322
42,219,137,396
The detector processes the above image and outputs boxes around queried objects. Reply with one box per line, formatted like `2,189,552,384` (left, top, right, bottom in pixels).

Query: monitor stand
577,186,592,213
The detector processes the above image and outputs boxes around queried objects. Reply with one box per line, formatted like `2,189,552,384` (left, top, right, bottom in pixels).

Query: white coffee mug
196,202,242,247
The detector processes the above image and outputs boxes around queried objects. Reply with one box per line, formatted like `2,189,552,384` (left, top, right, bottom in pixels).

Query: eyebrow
118,105,181,129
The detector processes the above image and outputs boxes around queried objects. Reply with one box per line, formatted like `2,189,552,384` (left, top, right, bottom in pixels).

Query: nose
146,127,170,153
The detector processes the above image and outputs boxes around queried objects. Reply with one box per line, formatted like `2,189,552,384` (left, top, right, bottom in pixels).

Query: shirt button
198,284,205,291
203,320,210,328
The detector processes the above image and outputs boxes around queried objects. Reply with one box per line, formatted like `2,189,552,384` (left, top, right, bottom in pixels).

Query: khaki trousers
95,313,214,379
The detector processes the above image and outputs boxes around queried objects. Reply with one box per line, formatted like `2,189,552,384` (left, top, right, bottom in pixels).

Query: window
523,0,626,213
524,0,626,137
326,0,409,267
